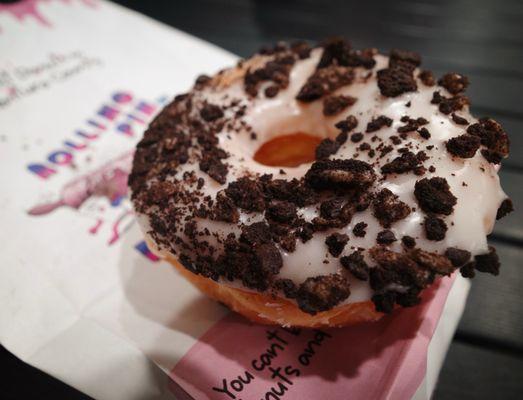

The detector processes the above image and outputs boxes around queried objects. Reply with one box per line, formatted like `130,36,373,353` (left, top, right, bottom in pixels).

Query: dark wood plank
457,241,523,349
1,345,91,400
433,341,523,400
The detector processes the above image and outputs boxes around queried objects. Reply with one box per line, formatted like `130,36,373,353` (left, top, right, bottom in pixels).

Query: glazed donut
129,38,512,327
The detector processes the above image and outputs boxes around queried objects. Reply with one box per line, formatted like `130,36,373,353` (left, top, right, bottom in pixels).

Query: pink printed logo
0,0,97,31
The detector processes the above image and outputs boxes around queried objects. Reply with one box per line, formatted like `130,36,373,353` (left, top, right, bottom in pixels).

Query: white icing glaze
136,49,507,305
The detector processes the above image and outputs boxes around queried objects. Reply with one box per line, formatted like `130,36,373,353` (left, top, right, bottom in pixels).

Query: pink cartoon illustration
28,151,139,248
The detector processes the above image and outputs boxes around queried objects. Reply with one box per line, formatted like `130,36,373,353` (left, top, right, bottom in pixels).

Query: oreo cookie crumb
414,177,457,215
381,151,428,175
266,200,297,223
315,138,340,159
377,229,397,244
351,132,363,143
323,95,357,116
213,191,239,223
418,70,435,86
377,65,417,97
366,115,393,133
273,278,298,298
336,131,348,145
431,91,469,115
424,215,448,241
353,221,368,237
305,159,376,191
372,292,396,313
325,233,349,257
199,154,228,184
417,127,431,139
467,118,509,164
409,248,454,275
372,188,411,227
296,274,350,314
460,261,476,278
402,235,416,248
451,113,469,125
296,65,354,102
474,247,500,275
445,247,471,267
496,198,514,220
200,103,224,121
225,177,265,211
335,115,358,132
340,251,369,280
438,73,469,95
446,134,481,158
240,222,272,245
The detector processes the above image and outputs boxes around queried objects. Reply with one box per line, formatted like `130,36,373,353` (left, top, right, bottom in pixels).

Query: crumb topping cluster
129,38,512,315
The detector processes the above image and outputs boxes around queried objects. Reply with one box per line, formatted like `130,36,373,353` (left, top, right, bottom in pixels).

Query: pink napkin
171,276,455,400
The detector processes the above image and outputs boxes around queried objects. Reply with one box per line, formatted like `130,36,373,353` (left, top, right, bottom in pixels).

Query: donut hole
253,132,322,167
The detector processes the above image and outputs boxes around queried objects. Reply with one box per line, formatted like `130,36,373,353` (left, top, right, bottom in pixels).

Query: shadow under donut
118,227,448,399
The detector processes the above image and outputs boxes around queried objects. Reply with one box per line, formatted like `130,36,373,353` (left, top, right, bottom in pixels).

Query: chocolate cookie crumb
414,177,457,215
353,221,368,237
336,131,348,145
446,134,481,158
296,65,354,102
325,233,349,257
438,73,469,95
451,113,469,125
305,159,376,191
340,251,369,280
351,132,363,143
366,115,393,133
467,118,510,164
299,223,314,243
323,95,357,116
315,138,340,159
335,115,359,132
418,70,435,86
240,222,272,245
274,279,297,298
496,198,514,220
389,49,421,69
199,155,228,184
213,191,239,223
409,248,454,275
381,151,428,175
417,127,431,139
225,177,265,212
266,200,297,223
296,274,350,315
460,261,476,278
200,103,224,122
372,292,396,313
402,235,416,248
377,230,397,244
377,65,417,98
431,91,469,115
445,247,471,267
373,188,411,227
424,215,448,241
320,198,346,219
244,52,297,97
474,247,500,275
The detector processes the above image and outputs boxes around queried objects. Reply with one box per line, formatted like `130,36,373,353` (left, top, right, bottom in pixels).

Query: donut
129,38,512,328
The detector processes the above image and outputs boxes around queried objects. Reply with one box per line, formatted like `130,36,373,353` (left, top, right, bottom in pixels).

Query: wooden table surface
2,0,522,399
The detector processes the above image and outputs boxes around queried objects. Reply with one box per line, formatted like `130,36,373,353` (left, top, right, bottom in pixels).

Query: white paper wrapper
0,1,470,399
